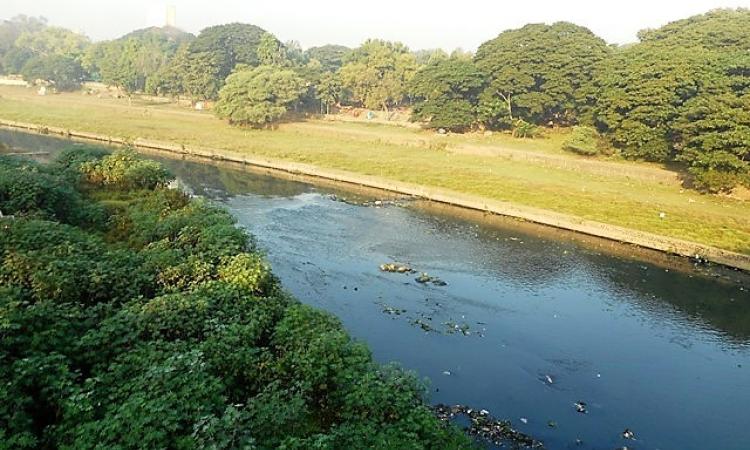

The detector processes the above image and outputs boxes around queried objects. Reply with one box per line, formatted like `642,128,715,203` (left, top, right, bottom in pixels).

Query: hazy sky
3,0,750,50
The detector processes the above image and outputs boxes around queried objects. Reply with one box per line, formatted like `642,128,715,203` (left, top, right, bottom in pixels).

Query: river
2,129,749,450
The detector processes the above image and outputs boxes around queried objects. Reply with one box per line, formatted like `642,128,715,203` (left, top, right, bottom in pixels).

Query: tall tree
338,39,417,111
214,65,305,127
178,23,273,99
409,58,486,131
475,22,610,128
304,45,350,72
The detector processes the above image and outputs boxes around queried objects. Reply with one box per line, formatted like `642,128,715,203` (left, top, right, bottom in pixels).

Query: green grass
1,85,748,254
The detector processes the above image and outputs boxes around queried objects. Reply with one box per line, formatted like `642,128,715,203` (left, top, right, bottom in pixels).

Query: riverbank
3,118,749,271
0,86,747,263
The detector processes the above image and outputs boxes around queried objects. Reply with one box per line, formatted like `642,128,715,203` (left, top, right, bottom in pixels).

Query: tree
672,54,750,191
177,23,273,99
15,26,89,60
593,43,709,161
338,39,418,111
637,8,750,51
475,22,610,128
214,65,305,127
305,44,350,72
20,54,84,91
409,58,486,131
593,8,750,190
315,72,343,114
256,32,287,66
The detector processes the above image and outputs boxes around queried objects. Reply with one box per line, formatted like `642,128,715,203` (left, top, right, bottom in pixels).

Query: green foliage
20,54,83,91
177,23,273,100
80,149,173,190
409,58,486,131
305,44,350,72
562,126,602,156
475,22,610,128
215,65,305,127
637,8,750,51
0,150,471,449
593,9,750,189
339,39,418,110
256,32,287,67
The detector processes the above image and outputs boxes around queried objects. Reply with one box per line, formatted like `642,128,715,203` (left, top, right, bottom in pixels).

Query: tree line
0,9,748,191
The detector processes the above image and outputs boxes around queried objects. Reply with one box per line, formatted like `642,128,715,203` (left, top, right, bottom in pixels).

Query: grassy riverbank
0,85,748,254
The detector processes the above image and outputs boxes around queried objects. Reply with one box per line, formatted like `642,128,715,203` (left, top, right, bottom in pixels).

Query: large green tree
214,65,305,127
593,9,750,190
177,23,274,100
338,39,418,111
20,54,84,91
305,44,350,72
409,58,486,131
475,22,610,128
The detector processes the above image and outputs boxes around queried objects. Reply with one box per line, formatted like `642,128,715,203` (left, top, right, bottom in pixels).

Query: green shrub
562,126,601,156
80,149,172,190
0,150,472,449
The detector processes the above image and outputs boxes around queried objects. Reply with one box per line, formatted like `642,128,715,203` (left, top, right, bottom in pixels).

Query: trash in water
379,262,414,273
433,404,543,449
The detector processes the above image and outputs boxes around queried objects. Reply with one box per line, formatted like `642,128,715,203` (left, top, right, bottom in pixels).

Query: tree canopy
593,9,750,191
339,39,418,111
409,58,486,131
305,44,350,72
214,65,305,127
475,22,610,128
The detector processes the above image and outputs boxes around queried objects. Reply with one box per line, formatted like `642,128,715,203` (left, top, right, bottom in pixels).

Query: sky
3,0,750,51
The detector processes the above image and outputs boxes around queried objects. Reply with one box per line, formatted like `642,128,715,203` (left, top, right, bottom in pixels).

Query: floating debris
328,194,409,208
411,318,435,332
544,375,554,385
547,420,557,429
442,370,452,376
574,401,587,414
379,262,415,273
415,272,448,286
520,417,528,424
445,321,471,336
380,305,406,316
434,404,544,449
622,428,635,440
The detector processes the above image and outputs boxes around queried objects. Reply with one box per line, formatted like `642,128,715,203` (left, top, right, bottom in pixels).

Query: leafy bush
80,149,172,190
0,150,472,449
511,119,540,138
562,126,602,156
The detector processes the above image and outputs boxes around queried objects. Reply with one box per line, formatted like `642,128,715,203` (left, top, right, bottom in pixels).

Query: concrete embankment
2,118,749,272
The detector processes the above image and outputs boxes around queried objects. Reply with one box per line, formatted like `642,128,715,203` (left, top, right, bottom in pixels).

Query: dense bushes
0,150,471,449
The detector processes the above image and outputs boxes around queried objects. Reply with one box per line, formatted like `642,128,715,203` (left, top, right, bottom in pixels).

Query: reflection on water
2,128,750,450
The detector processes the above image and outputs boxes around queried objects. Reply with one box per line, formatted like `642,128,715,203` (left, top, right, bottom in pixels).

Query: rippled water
3,129,749,450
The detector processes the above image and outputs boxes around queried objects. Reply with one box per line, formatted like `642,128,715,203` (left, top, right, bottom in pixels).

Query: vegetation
0,86,747,255
338,39,418,111
475,22,610,129
409,58,485,132
562,126,602,156
0,8,749,188
0,150,472,449
215,66,305,127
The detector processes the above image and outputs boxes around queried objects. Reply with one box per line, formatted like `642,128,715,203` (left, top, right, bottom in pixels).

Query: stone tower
166,5,177,27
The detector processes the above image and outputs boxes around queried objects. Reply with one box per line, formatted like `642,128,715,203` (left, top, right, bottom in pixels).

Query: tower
166,5,176,27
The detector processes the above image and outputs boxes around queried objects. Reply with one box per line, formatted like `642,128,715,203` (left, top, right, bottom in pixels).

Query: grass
1,85,748,254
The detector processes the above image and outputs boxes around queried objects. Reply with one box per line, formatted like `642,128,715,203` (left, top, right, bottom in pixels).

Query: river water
2,129,749,450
